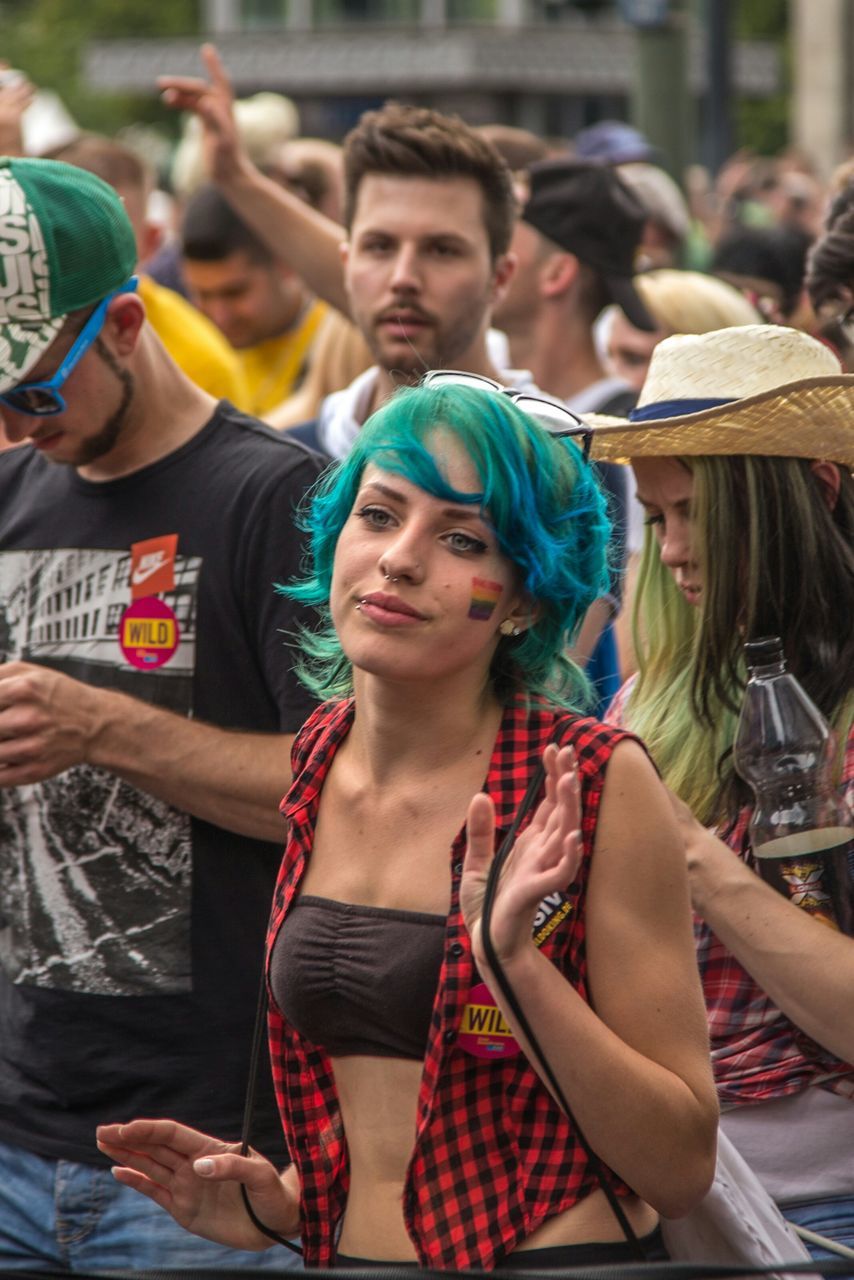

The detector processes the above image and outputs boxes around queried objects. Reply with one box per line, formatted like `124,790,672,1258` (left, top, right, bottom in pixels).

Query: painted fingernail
194,1158,214,1176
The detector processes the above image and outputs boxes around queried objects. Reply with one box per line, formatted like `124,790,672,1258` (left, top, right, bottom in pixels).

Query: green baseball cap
0,155,137,394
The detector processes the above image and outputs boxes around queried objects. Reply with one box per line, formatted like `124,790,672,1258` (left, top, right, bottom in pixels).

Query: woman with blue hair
97,381,717,1270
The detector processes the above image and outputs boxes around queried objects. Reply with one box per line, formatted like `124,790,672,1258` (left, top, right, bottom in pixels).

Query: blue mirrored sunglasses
418,369,592,460
0,277,138,418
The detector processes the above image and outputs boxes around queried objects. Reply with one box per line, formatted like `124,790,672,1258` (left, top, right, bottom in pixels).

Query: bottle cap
744,635,784,669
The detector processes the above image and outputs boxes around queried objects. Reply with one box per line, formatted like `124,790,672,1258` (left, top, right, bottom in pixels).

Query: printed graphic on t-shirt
0,548,200,996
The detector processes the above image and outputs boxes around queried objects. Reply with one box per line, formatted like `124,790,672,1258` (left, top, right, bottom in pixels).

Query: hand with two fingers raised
460,742,583,973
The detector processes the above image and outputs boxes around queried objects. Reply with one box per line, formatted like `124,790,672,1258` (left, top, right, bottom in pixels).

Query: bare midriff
332,1054,658,1261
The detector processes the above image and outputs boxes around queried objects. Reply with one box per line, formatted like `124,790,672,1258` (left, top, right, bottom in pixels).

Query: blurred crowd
6,57,854,700
0,49,852,1276
6,59,854,445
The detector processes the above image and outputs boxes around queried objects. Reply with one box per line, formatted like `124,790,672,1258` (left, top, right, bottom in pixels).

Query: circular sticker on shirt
458,981,521,1060
119,597,180,670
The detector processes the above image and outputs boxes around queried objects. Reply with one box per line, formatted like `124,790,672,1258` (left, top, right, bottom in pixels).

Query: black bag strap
480,755,648,1261
239,966,304,1255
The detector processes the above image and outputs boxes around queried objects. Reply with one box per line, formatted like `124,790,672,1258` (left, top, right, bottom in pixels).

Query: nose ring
384,573,400,583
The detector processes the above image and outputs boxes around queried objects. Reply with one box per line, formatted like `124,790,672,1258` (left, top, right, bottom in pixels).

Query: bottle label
753,826,853,934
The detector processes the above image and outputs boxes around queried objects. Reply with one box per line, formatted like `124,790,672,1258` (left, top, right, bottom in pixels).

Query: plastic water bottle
733,636,853,935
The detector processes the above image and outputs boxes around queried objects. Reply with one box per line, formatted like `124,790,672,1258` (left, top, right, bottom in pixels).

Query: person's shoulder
500,696,630,760
566,378,637,418
139,275,250,404
593,387,637,417
295,698,351,751
0,443,30,474
551,710,642,771
286,699,353,802
207,402,327,478
520,697,647,777
284,418,327,458
0,443,50,491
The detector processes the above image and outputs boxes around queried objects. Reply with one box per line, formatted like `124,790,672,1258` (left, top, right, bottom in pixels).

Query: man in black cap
494,158,655,413
493,160,656,707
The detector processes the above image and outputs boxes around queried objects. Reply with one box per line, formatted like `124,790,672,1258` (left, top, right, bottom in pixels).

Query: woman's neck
346,673,505,788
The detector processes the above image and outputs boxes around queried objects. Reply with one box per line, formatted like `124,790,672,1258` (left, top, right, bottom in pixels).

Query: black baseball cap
522,158,656,332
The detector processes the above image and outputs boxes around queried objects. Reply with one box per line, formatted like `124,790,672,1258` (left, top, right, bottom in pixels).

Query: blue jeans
0,1139,303,1272
784,1196,854,1278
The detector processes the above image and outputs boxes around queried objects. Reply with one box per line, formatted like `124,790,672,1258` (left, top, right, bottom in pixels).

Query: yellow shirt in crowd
138,274,251,412
235,299,328,418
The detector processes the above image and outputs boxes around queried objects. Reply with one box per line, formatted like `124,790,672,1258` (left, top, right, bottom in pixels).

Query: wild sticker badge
459,980,519,1059
119,535,180,670
459,890,574,1060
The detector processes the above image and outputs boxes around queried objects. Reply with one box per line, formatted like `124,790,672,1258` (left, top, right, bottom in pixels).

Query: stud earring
499,619,521,637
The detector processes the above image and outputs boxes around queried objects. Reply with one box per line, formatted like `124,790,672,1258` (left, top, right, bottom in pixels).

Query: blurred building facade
85,0,780,146
792,0,854,179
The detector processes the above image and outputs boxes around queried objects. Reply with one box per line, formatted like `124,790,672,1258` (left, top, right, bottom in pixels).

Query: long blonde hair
625,455,854,824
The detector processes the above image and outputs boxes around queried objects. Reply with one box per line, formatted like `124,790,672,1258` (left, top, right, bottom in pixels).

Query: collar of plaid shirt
267,693,639,1269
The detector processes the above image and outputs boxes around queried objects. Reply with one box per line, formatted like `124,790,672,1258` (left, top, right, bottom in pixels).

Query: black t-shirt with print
0,403,322,1165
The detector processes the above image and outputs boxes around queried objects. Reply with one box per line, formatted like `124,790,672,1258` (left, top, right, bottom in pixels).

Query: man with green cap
0,157,316,1269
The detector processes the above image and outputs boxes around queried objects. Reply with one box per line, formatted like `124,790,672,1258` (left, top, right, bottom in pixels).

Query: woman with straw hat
589,323,854,1261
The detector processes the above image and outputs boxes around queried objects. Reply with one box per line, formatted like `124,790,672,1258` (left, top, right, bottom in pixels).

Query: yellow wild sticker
122,617,176,649
461,1002,514,1038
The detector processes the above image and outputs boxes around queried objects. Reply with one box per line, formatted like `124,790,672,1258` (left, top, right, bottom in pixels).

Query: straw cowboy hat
587,324,854,469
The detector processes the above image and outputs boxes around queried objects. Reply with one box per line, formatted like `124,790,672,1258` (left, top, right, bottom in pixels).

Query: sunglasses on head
0,277,138,418
419,369,592,460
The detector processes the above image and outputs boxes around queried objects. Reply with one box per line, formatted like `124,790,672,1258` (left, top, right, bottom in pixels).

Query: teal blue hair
284,384,612,707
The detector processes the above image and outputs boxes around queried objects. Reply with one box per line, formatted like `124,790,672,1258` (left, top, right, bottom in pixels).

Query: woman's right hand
96,1119,300,1251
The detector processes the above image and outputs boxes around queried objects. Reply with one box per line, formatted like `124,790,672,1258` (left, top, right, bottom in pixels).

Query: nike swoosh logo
131,557,168,585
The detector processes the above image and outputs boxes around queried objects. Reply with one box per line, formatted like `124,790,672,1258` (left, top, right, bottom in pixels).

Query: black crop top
269,895,446,1060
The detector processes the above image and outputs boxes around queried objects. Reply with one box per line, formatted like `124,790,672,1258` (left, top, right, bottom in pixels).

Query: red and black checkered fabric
266,695,639,1269
609,682,854,1106
699,725,854,1105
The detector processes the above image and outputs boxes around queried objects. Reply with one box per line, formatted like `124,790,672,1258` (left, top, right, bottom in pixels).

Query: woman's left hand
460,743,583,970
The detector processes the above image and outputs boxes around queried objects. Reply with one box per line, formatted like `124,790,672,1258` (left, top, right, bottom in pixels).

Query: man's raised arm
159,44,351,316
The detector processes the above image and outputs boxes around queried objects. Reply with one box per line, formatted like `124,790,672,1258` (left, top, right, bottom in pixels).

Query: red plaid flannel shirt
266,695,637,1269
608,681,854,1106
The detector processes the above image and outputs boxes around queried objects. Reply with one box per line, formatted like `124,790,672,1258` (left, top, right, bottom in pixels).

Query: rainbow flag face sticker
469,577,502,621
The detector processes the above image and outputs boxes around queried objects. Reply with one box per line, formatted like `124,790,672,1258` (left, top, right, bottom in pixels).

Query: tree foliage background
0,0,200,137
735,0,789,155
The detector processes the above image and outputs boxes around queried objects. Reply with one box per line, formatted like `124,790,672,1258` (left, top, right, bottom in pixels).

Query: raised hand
96,1118,300,1251
0,66,34,156
158,44,246,185
461,743,583,970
